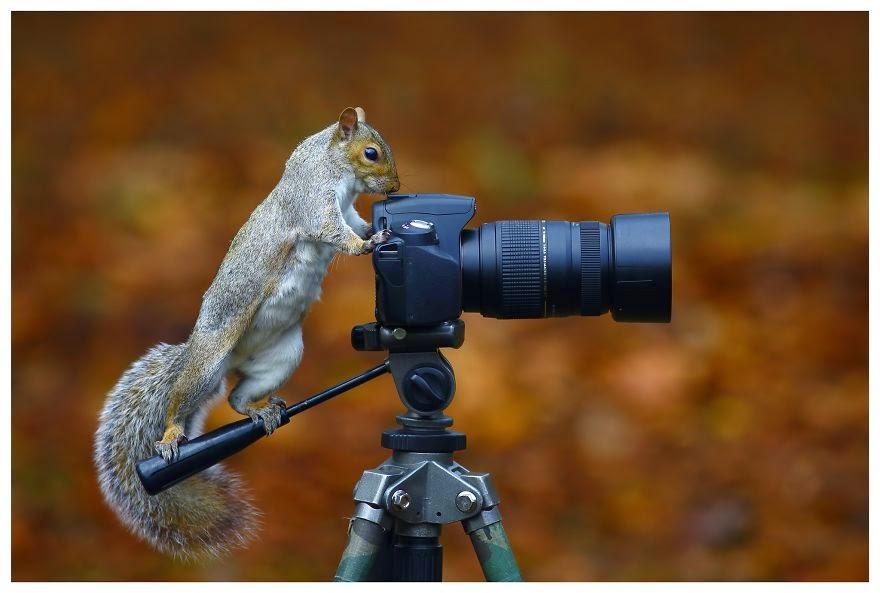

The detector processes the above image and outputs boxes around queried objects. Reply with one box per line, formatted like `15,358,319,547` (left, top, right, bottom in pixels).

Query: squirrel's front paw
247,396,287,435
155,424,187,462
363,229,392,253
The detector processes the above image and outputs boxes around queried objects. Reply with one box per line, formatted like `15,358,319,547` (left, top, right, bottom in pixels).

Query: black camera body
369,193,672,329
371,194,476,326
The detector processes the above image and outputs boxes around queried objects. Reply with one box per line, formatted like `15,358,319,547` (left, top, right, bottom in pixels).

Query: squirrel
93,107,399,560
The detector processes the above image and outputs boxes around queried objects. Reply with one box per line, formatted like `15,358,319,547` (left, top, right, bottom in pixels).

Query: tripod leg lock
462,506,502,534
352,501,393,531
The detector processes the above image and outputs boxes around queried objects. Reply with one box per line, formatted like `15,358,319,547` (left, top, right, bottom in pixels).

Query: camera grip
136,411,291,495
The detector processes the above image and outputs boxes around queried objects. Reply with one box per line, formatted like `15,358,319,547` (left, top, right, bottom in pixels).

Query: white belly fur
230,240,336,368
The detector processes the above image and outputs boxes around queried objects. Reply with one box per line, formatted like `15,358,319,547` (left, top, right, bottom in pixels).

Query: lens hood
609,212,671,322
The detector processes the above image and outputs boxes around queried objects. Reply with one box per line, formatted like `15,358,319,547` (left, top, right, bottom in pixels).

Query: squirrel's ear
355,107,366,122
337,107,359,140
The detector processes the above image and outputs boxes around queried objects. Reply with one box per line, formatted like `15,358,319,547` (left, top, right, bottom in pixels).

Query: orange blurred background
12,12,867,581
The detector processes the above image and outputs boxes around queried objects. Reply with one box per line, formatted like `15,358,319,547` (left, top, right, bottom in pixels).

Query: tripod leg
334,518,388,582
464,511,523,582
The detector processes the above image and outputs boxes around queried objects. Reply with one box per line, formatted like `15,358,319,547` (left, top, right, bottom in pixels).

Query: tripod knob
404,366,453,413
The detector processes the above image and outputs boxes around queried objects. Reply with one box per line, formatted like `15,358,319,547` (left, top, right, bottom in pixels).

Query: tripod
335,320,522,582
135,319,522,581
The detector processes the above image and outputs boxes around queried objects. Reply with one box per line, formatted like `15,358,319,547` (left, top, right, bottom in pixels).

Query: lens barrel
461,213,671,322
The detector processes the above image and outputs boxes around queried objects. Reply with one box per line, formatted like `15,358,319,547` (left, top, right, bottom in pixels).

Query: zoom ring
498,220,545,318
580,222,602,315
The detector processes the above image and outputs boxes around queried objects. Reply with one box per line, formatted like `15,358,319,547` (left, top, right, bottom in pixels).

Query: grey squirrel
94,107,399,560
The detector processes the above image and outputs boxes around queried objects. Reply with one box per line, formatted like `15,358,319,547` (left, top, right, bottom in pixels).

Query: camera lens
460,213,671,322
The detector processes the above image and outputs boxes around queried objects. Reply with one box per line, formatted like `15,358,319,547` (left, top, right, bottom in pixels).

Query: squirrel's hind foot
155,424,188,462
247,396,286,435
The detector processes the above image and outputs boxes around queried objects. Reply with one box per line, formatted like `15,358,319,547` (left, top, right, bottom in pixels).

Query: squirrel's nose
388,178,400,193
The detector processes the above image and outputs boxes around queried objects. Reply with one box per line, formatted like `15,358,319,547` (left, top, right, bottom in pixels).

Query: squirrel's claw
155,438,179,463
247,397,287,435
155,424,187,462
364,229,392,253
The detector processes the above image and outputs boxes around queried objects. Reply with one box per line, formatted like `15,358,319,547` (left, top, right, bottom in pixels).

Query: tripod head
352,320,463,419
353,319,468,454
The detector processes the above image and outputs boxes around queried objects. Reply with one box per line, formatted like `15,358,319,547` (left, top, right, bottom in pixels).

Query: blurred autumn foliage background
11,11,867,581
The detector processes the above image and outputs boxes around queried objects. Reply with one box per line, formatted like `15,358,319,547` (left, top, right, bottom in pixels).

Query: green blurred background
12,11,867,581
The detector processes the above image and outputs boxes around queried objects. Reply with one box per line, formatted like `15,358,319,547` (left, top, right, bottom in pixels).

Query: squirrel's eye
364,147,379,162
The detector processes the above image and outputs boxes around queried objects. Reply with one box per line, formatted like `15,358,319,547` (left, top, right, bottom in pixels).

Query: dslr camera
353,193,671,354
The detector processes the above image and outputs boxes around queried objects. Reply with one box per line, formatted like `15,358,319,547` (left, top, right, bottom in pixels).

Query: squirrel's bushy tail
94,343,259,560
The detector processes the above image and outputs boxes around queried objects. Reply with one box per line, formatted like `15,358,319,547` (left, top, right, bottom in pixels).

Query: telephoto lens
460,213,671,322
